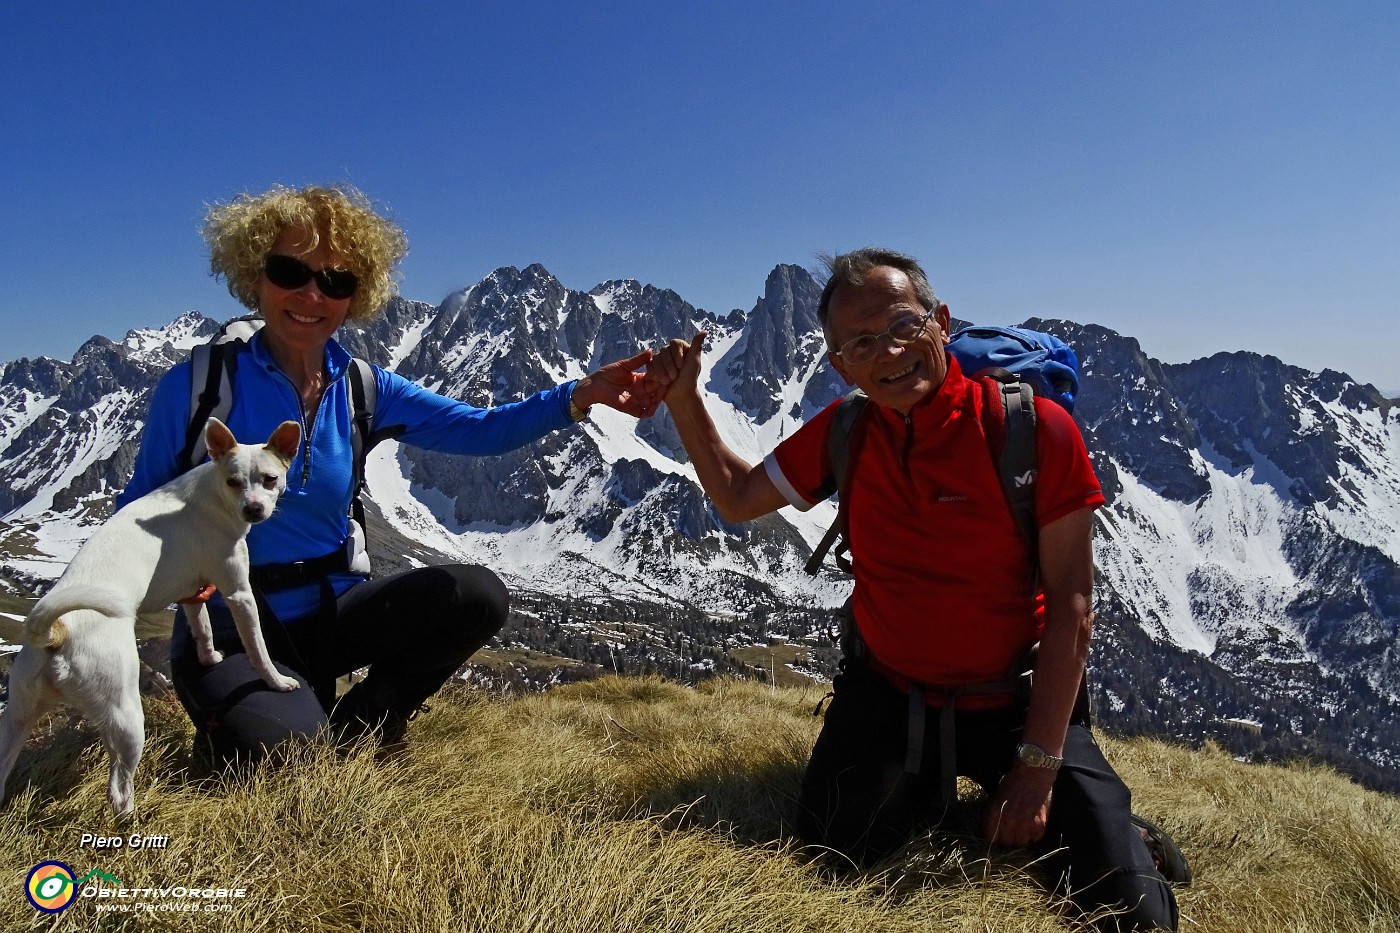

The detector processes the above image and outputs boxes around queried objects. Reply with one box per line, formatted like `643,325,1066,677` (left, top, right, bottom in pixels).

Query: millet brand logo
1013,469,1037,487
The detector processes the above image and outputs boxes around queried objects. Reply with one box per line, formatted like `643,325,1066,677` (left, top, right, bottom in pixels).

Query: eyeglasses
831,307,937,365
263,254,359,300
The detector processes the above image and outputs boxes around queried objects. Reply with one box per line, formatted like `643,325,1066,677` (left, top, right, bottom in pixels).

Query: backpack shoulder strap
827,389,869,494
180,315,262,473
804,390,870,576
977,370,1040,580
180,341,238,472
346,358,377,529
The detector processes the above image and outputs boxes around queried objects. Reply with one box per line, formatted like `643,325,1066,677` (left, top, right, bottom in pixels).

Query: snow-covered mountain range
3,263,1398,787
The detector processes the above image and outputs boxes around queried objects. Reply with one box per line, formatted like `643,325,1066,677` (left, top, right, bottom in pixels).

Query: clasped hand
572,348,664,418
576,333,707,418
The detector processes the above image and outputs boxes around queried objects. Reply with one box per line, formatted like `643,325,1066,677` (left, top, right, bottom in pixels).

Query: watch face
1018,742,1061,769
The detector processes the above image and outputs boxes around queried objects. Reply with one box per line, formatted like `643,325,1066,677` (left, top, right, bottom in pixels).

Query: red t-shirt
765,359,1105,689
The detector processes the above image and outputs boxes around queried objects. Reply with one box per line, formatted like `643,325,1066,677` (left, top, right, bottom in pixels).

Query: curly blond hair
203,184,408,322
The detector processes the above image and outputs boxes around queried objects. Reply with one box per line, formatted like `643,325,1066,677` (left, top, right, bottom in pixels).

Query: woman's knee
174,653,327,766
448,564,509,625
393,565,506,618
407,564,509,655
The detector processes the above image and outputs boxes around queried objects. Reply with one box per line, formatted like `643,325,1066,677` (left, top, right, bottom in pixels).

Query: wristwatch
1016,742,1064,771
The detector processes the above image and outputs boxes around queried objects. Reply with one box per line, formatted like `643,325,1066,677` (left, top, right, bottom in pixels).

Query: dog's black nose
242,505,267,522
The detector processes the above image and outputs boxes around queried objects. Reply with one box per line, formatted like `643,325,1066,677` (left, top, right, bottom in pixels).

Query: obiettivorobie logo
24,862,121,913
23,860,248,915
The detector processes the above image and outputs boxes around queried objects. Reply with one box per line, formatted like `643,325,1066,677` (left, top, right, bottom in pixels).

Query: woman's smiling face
255,226,354,363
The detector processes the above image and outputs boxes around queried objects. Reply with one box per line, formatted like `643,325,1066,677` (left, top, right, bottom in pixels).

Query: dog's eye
225,477,244,489
261,476,278,490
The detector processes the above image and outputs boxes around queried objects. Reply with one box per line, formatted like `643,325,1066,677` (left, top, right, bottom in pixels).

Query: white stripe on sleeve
763,451,816,512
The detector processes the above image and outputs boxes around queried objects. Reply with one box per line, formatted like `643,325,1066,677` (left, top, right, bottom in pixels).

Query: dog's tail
23,584,129,649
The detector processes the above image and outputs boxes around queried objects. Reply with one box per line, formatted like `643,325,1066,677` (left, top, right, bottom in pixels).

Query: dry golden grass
2,676,1398,931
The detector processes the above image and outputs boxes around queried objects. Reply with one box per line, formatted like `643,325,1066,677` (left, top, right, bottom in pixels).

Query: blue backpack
946,324,1079,414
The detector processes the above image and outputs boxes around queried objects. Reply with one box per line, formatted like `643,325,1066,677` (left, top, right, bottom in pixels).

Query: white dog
0,417,301,819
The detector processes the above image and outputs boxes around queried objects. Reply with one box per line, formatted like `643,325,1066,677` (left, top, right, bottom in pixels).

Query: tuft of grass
2,675,1398,931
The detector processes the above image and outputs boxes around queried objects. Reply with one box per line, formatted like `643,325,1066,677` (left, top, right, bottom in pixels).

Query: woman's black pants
169,564,508,762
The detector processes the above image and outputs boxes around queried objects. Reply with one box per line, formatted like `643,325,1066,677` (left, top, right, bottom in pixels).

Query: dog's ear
204,418,238,461
264,421,302,466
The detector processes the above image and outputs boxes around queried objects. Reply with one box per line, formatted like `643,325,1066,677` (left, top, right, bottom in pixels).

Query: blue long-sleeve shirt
121,330,577,632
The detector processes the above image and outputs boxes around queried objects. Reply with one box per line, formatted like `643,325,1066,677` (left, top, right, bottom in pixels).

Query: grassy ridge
2,676,1398,931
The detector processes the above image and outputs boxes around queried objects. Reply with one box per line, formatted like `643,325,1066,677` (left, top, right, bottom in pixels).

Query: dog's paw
267,674,301,692
198,649,224,666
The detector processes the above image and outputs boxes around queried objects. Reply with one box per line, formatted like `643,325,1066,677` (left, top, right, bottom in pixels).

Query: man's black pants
170,564,508,762
795,663,1179,932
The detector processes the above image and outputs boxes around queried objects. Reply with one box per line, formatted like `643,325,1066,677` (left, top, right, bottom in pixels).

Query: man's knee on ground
1063,865,1178,932
793,786,911,871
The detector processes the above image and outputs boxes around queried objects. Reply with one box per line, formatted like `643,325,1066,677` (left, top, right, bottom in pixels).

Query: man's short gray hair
817,248,940,346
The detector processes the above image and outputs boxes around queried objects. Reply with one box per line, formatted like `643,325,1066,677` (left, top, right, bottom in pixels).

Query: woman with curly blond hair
119,183,664,764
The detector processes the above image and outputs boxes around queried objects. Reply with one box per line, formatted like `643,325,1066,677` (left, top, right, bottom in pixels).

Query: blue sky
3,2,1397,394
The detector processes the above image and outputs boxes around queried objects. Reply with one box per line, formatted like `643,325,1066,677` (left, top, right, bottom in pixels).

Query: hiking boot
330,680,430,755
1131,813,1192,886
376,703,431,759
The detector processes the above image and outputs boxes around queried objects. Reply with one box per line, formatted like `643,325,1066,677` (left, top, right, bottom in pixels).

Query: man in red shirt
652,248,1179,931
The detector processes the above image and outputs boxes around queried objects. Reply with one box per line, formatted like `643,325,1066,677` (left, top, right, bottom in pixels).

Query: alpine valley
2,264,1398,791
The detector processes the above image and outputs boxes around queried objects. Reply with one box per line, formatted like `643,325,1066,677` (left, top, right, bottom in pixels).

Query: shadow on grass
636,755,805,846
3,708,105,808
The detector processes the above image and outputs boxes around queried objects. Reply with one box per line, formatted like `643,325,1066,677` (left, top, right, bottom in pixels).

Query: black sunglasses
263,254,359,300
